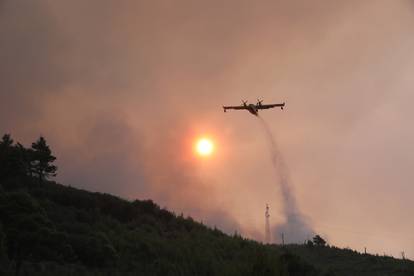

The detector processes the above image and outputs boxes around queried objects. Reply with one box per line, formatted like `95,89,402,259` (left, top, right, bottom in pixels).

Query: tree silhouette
30,137,57,182
0,134,21,181
15,143,33,178
0,134,13,148
313,235,326,247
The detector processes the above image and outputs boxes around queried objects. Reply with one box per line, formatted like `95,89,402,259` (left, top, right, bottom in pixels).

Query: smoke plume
258,116,314,243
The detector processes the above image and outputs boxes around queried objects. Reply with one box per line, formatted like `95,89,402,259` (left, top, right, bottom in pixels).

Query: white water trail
257,116,314,243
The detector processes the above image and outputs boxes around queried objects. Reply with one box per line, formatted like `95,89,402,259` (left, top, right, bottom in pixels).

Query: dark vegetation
0,134,413,276
286,244,414,276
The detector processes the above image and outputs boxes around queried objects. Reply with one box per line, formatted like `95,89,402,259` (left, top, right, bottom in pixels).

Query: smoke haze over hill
1,0,414,257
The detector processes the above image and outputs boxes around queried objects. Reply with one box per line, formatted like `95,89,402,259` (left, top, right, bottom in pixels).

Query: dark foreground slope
285,244,414,276
0,178,326,276
1,180,413,276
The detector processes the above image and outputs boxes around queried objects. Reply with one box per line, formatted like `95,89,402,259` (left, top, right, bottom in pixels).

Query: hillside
1,135,413,276
1,179,413,276
286,244,414,276
0,179,326,276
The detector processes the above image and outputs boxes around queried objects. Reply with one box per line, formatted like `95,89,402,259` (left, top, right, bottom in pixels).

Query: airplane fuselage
247,104,259,116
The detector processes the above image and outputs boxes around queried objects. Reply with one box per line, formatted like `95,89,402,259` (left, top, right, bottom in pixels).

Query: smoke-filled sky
2,0,414,258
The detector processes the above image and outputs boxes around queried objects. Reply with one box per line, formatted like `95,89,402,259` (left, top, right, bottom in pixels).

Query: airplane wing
257,103,285,109
223,105,247,110
223,105,248,112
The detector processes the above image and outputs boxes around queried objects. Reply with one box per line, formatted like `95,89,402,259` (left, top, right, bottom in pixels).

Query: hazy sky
1,0,414,258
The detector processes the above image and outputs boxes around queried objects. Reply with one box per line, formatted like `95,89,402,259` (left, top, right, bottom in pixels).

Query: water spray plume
257,116,314,244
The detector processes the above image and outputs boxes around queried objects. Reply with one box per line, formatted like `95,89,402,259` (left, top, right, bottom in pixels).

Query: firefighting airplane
223,99,285,116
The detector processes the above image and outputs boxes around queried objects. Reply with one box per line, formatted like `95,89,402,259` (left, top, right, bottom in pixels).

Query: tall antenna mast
265,204,271,244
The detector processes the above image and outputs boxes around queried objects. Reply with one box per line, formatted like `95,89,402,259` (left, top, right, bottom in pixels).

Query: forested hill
1,134,413,276
0,178,325,276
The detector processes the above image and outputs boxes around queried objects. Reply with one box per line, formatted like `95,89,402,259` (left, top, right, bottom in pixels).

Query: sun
195,138,214,156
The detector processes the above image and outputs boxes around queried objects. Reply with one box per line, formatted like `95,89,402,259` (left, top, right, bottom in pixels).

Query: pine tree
0,134,13,148
0,134,15,180
16,143,34,178
31,137,57,182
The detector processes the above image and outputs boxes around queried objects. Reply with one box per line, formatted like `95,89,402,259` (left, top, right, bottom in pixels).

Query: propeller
257,99,263,106
242,100,248,106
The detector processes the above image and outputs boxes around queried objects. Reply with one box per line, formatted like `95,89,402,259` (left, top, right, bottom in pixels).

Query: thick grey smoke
258,116,314,243
2,0,414,257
